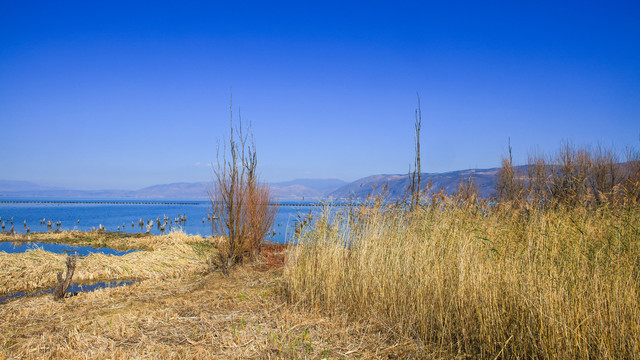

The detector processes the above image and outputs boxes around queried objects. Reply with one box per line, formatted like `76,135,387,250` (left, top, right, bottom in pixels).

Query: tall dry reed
284,199,640,358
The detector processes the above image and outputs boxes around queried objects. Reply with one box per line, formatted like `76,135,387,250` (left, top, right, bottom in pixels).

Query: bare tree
209,95,277,274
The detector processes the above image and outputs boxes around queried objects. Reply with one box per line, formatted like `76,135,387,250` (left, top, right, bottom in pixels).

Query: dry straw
1,255,414,359
0,229,216,296
284,196,640,358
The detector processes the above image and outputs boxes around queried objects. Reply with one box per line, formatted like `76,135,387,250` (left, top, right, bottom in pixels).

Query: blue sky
1,1,639,190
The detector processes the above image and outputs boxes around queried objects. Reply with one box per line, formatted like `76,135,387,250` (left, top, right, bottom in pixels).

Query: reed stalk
284,196,640,358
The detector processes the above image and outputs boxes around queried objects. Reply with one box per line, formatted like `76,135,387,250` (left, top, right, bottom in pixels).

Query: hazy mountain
0,169,504,200
328,167,507,200
128,179,347,200
4,162,633,201
0,179,347,200
272,179,347,193
0,187,136,200
133,182,210,200
269,179,347,200
0,180,66,192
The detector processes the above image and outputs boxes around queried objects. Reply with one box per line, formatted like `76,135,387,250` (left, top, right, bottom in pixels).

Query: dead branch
53,255,77,300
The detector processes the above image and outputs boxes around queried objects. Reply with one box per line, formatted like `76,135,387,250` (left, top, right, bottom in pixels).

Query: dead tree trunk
54,255,77,300
410,93,422,210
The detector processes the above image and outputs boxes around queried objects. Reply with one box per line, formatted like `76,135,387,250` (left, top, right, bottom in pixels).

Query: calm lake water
0,199,325,244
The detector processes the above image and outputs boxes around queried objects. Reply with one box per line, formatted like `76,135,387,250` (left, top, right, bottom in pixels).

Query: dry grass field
0,233,424,359
285,199,640,359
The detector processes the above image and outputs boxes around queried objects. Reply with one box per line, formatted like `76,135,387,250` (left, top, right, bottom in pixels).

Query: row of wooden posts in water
0,216,23,235
1,211,306,237
1,213,202,236
138,214,190,234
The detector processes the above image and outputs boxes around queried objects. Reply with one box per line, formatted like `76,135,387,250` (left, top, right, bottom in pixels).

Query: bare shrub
454,177,478,205
209,102,276,274
548,143,592,206
243,183,277,258
495,138,524,204
526,150,549,205
588,145,619,205
621,147,640,204
498,142,638,208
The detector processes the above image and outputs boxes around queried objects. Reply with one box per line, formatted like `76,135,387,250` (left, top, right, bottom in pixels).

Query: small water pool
0,241,137,256
0,280,137,304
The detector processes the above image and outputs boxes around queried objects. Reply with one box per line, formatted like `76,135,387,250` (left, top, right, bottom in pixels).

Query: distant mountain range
327,168,502,199
0,178,349,201
0,167,510,200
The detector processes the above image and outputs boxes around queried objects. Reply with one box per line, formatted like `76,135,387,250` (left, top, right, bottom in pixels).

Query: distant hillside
0,170,506,201
328,167,510,200
270,179,347,200
5,161,633,201
134,182,210,200
0,180,131,199
0,180,66,192
0,178,347,201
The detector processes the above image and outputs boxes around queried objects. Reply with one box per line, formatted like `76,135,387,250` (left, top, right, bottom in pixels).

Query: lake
0,199,327,244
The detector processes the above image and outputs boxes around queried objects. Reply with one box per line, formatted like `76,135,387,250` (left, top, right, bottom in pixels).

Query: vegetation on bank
284,144,640,359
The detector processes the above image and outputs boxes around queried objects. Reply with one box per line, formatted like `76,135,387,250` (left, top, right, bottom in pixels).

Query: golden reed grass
1,253,409,359
284,198,640,358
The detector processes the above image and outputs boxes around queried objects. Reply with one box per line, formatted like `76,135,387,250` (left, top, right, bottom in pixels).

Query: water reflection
0,280,136,304
0,241,137,256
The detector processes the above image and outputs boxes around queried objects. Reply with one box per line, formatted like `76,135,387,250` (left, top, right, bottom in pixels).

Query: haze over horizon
2,1,639,190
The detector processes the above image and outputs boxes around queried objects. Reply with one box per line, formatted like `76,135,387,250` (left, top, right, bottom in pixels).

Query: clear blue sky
1,1,638,190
